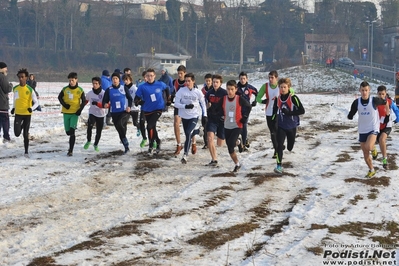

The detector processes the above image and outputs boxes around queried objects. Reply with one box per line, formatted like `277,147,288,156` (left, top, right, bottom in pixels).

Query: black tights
14,115,31,153
87,114,104,146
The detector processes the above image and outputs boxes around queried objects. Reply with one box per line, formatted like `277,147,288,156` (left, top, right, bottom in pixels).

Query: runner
272,77,305,174
370,85,399,169
236,71,258,151
200,73,213,149
205,74,227,166
171,65,187,155
83,76,107,152
134,68,169,156
102,72,133,154
347,81,387,178
174,73,207,164
11,68,39,157
222,80,252,172
58,72,86,156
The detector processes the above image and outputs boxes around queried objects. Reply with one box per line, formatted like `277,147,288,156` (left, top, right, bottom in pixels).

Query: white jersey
174,86,207,119
127,84,140,112
357,97,379,134
86,90,107,118
265,83,279,116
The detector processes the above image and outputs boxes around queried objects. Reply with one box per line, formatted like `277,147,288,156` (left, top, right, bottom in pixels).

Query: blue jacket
135,81,169,112
101,75,112,91
102,84,133,113
158,73,174,94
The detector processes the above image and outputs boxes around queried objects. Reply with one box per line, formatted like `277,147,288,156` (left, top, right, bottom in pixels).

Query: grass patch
311,221,399,245
387,153,398,170
211,172,236,177
344,176,390,187
187,222,259,250
307,246,324,256
201,192,230,208
335,152,352,162
55,239,105,254
264,217,289,236
349,195,364,205
249,199,272,222
338,208,347,215
27,257,56,266
244,241,267,259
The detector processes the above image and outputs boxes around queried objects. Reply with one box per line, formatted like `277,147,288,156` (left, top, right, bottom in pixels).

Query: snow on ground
1,65,399,265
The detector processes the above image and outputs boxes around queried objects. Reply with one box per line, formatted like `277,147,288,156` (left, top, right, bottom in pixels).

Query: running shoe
202,144,208,149
84,141,91,150
365,169,376,178
136,130,141,137
371,147,378,160
181,155,187,164
191,143,197,154
237,138,243,153
174,144,182,156
156,141,161,154
272,152,277,159
24,153,30,158
124,147,130,154
208,160,218,166
274,165,283,174
245,140,250,148
94,145,99,152
140,139,147,148
67,150,73,156
233,164,241,172
382,157,388,169
148,148,153,156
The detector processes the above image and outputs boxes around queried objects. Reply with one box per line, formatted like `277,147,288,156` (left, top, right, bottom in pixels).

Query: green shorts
63,113,79,132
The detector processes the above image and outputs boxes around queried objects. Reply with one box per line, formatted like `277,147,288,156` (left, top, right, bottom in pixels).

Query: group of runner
74,65,306,174
1,62,308,174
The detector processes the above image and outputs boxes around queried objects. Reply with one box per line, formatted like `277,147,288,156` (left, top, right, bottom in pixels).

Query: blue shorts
359,131,378,142
206,119,225,140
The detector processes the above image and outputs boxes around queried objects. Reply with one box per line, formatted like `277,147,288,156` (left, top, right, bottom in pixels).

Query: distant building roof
136,53,192,60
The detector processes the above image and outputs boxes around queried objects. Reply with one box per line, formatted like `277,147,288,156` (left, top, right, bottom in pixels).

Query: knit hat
111,72,120,80
114,68,122,74
102,69,110,76
0,62,7,69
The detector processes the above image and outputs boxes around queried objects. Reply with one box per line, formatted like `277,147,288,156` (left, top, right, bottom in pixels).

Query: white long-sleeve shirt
174,87,207,119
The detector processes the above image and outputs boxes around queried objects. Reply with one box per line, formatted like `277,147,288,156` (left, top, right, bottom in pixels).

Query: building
136,52,192,74
382,26,399,66
305,33,350,62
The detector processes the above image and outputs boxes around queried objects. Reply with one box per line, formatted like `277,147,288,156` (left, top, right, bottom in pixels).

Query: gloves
28,108,32,113
75,110,81,116
384,115,390,124
261,99,268,104
185,104,194,109
251,101,257,107
64,103,70,109
240,116,248,124
92,101,98,106
201,116,208,127
11,108,15,115
347,114,353,120
282,108,291,115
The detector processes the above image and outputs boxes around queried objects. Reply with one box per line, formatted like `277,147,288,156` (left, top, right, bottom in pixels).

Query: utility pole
195,23,198,59
240,16,244,72
366,20,376,80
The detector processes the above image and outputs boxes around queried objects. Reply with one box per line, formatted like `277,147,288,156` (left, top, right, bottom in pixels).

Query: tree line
1,0,396,74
